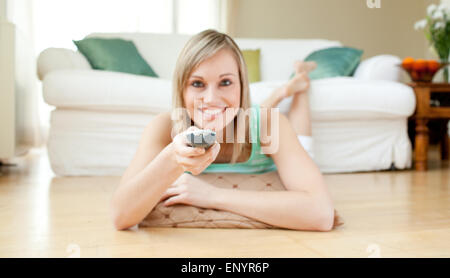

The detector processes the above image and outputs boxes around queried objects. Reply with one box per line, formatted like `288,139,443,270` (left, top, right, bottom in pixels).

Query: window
176,0,221,34
31,0,223,133
32,0,222,55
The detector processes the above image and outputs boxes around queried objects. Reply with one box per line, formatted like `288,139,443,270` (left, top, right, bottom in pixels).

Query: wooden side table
408,82,450,171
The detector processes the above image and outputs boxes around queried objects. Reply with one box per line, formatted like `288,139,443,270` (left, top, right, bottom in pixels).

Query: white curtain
6,0,45,148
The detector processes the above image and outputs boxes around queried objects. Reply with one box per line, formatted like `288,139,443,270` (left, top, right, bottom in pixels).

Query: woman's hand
158,173,221,209
171,126,221,175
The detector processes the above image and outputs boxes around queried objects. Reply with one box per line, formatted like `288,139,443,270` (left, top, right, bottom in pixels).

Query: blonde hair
171,29,251,164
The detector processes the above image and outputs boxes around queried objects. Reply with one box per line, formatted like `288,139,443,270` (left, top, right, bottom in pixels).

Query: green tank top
201,104,277,174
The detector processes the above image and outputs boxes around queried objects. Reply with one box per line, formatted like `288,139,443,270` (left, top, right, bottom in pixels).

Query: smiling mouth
197,106,227,120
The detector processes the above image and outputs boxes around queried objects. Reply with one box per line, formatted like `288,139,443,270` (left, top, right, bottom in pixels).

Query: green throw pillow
73,37,158,77
242,49,261,83
290,47,363,80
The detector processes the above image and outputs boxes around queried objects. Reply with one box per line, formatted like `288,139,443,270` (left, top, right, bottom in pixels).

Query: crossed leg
260,61,317,158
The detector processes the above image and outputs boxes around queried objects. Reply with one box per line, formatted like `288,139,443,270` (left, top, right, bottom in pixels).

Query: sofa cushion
86,33,342,80
37,48,91,81
249,77,415,119
242,49,261,83
308,77,415,120
43,70,415,121
73,37,158,77
87,32,192,80
235,38,342,81
289,47,363,80
43,69,171,113
353,54,402,82
139,171,344,230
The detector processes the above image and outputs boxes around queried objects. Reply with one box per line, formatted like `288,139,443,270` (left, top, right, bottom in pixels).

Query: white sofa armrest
42,69,172,113
353,55,402,82
37,48,91,81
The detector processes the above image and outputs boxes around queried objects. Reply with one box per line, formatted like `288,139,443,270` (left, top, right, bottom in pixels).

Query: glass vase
439,56,449,83
444,66,449,83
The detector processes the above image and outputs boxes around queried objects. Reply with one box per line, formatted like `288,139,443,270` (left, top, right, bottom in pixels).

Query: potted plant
415,3,450,83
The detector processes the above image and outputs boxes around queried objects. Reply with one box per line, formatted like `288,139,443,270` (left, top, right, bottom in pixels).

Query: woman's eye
191,81,204,88
220,79,232,86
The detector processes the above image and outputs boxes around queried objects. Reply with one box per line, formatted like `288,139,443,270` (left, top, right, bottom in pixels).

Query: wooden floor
0,146,449,258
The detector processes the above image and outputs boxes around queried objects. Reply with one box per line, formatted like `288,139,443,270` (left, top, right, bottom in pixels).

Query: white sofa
37,32,416,176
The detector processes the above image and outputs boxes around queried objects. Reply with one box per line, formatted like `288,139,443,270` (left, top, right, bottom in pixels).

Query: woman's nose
202,86,217,103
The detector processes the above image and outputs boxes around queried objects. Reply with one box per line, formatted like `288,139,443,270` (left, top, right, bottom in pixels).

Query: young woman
111,29,335,231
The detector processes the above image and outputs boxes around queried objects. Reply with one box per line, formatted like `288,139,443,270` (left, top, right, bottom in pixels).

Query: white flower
414,19,427,30
432,10,444,20
434,21,446,30
427,4,437,16
437,3,450,15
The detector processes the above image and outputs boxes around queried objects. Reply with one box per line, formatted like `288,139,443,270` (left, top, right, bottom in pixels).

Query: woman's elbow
112,210,136,231
111,199,134,231
314,205,335,232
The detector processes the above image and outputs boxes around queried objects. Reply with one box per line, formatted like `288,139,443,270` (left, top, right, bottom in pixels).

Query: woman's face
183,48,241,132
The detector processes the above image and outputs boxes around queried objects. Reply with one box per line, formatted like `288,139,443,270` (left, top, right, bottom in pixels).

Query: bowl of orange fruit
400,57,448,83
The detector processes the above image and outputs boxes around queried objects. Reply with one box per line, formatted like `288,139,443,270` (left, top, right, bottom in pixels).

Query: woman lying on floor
111,29,336,231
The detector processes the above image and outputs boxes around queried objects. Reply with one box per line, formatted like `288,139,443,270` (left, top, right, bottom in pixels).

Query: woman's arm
213,189,332,231
111,113,185,230
213,112,335,231
111,113,220,230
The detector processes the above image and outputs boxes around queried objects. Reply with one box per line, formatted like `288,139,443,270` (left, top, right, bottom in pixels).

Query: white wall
231,0,440,61
228,0,447,82
0,20,16,158
0,0,5,19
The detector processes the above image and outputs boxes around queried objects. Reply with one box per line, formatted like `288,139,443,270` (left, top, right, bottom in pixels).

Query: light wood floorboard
0,146,449,257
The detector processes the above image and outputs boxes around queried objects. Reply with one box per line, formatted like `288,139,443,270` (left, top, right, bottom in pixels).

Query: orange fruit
413,59,427,72
402,56,415,71
427,60,440,73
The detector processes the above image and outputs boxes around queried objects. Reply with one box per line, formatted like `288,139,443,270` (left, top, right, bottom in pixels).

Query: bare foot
294,61,317,74
278,61,317,99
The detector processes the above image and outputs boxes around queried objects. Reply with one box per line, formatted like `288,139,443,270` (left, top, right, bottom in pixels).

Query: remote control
186,129,216,149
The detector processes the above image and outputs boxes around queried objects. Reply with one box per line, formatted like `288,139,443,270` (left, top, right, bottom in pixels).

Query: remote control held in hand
185,129,217,149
